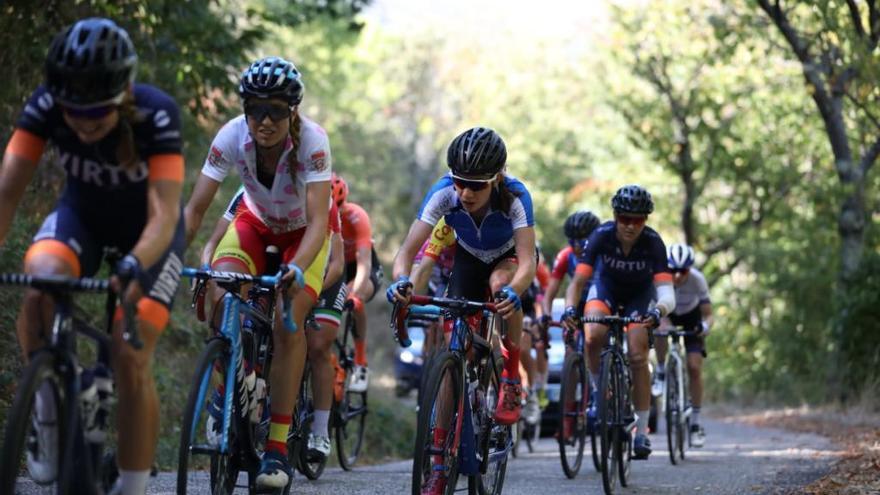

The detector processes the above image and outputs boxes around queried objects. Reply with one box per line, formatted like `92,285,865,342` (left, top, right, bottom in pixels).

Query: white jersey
673,267,711,315
201,114,331,233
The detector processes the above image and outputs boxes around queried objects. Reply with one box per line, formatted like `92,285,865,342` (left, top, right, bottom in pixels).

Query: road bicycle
653,326,697,465
0,266,137,495
392,294,512,495
176,261,296,495
330,299,369,470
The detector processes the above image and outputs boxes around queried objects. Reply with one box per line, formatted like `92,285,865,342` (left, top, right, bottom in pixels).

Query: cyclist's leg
112,217,184,490
623,287,655,454
519,324,535,390
489,258,525,425
309,279,345,454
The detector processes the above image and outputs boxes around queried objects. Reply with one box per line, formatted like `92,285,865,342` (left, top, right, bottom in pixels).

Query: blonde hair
285,108,302,184
115,91,145,170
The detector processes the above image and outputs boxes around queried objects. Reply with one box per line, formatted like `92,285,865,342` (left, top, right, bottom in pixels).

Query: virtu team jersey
576,221,672,290
340,202,373,263
223,185,340,234
416,175,534,264
201,114,331,234
672,267,711,315
11,84,183,229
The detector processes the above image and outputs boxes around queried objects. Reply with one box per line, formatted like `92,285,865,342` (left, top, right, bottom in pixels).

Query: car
394,323,426,397
539,299,567,435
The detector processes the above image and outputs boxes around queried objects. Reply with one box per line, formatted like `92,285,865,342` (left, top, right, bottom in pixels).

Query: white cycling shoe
349,365,370,393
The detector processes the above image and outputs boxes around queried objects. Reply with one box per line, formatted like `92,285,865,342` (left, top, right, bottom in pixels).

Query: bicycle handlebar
654,326,701,338
181,267,297,333
389,295,499,349
581,314,641,325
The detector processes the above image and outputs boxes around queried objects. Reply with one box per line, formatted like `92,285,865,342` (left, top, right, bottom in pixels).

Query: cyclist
331,173,383,392
654,243,713,447
388,127,536,495
519,249,550,426
410,217,456,358
183,56,331,488
542,210,601,438
200,186,344,461
0,18,185,494
563,185,675,460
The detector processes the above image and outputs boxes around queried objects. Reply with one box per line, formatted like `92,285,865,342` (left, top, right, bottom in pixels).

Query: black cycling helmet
238,56,304,106
611,184,654,215
45,18,137,107
446,127,507,179
564,210,601,239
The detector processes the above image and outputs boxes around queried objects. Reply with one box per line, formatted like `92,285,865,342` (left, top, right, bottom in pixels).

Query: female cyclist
0,18,185,494
183,56,332,488
388,127,536,495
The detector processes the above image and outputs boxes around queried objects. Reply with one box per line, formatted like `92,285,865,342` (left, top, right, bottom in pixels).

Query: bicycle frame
656,328,695,422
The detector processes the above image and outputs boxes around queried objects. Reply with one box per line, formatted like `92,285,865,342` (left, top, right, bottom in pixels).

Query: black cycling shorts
344,246,384,301
668,306,707,357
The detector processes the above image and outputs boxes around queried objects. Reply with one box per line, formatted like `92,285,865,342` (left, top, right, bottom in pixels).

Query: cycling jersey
672,267,710,315
340,202,373,264
551,246,580,280
222,185,340,235
9,83,185,329
201,114,331,234
413,218,456,297
417,174,534,264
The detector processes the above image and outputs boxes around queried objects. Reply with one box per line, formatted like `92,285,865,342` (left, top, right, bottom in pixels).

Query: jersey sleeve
348,204,373,249
222,186,246,221
329,200,341,234
417,176,454,226
536,260,550,289
423,218,455,260
15,86,55,140
302,123,332,183
651,233,672,283
508,181,535,229
201,119,239,182
696,270,711,304
142,89,183,156
551,248,570,280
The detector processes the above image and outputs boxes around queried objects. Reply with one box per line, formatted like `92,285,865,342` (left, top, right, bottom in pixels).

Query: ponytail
286,108,302,185
491,174,518,214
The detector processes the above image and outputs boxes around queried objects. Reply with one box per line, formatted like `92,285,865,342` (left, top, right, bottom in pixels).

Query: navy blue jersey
15,83,182,236
578,221,671,290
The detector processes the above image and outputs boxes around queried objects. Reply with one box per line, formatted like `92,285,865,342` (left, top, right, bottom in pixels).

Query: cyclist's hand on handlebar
112,254,144,305
386,275,413,304
562,306,580,330
641,307,662,328
280,263,305,295
538,314,552,329
494,285,521,320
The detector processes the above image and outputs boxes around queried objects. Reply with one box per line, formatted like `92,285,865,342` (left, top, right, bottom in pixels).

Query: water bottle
80,364,113,443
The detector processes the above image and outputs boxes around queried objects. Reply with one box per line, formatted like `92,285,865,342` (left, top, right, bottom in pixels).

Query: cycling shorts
344,246,384,300
446,245,517,303
313,276,350,330
25,201,185,331
585,277,655,319
213,205,329,301
667,306,707,357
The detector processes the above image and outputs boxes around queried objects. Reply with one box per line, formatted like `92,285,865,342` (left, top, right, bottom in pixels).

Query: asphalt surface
16,415,836,494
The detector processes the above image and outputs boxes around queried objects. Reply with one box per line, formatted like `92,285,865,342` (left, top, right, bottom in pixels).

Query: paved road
16,415,836,494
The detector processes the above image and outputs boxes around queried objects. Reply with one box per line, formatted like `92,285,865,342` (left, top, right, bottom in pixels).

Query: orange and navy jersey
340,202,373,263
9,84,184,230
575,221,671,289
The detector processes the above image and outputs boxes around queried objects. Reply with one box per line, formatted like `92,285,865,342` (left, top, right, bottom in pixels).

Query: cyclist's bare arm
410,255,437,295
324,231,345,287
131,156,184,269
565,264,592,310
201,216,230,267
391,220,433,280
184,173,221,247
288,180,329,272
350,244,373,298
506,226,537,296
700,302,713,331
542,276,562,315
0,131,43,245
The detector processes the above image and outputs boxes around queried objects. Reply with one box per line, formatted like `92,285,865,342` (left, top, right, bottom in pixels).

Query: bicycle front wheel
665,359,681,465
469,352,511,495
176,338,239,495
597,352,620,495
0,351,69,495
413,351,463,495
557,352,586,478
335,348,367,470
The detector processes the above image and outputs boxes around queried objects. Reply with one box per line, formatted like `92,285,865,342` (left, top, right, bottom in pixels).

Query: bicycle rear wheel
665,359,681,465
0,351,70,495
469,356,510,495
294,362,327,480
412,351,463,495
335,320,367,470
597,352,619,495
177,338,240,495
557,352,586,478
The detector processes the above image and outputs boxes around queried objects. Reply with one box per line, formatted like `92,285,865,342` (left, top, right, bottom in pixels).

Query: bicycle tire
469,354,510,495
616,360,632,487
336,317,367,470
597,351,619,495
176,338,239,495
412,351,462,495
294,362,327,480
557,352,586,479
0,351,69,495
665,358,680,465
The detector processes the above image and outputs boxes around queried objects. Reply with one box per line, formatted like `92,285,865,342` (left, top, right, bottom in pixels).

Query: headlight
400,350,415,364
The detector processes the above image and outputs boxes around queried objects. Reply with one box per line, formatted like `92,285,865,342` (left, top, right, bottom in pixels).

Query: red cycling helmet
331,173,348,207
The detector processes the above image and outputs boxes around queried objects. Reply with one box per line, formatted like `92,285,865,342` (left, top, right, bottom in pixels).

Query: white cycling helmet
667,243,695,270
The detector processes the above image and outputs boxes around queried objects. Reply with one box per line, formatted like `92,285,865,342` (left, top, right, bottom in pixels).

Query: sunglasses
615,214,647,226
61,104,116,120
245,103,291,123
451,174,495,191
568,238,588,250
671,268,690,275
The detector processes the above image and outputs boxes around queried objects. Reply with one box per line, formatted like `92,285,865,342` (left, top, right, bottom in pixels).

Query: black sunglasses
245,103,291,123
61,104,116,120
